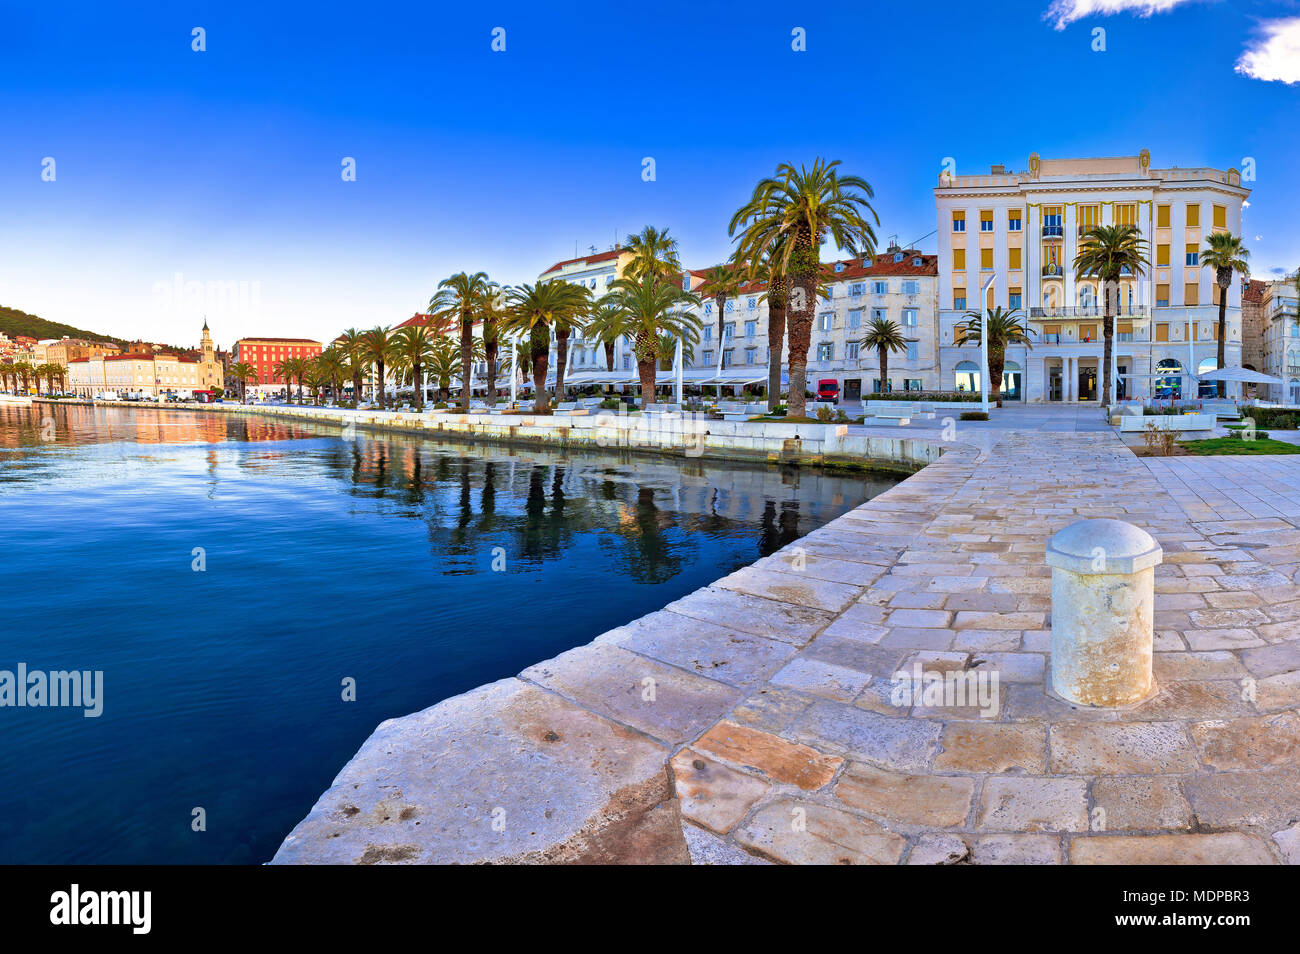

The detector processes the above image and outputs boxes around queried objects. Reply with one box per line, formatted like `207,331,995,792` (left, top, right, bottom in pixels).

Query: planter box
1119,413,1214,433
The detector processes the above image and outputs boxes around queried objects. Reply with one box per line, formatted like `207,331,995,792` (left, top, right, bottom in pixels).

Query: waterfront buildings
1257,274,1300,403
231,335,323,396
68,322,224,398
935,152,1250,402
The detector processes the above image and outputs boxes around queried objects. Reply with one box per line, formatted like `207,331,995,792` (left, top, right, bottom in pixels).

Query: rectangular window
702,326,712,341
1044,324,1061,344
902,308,917,327
845,342,860,360
1008,247,1022,270
953,249,966,270
622,355,631,369
849,283,864,297
818,313,832,331
952,211,966,232
1008,210,1022,231
954,294,967,310
1156,244,1170,266
1186,204,1200,228
1156,283,1170,307
1081,324,1098,342
1185,283,1200,306
980,248,993,269
905,342,918,361
703,350,714,365
1157,204,1170,228
901,281,920,295
872,281,888,295
722,349,733,368
723,323,734,340
744,320,756,338
848,308,862,329
745,347,756,364
979,210,994,232
1185,244,1199,266
1008,291,1022,310
817,342,834,361
1213,205,1226,229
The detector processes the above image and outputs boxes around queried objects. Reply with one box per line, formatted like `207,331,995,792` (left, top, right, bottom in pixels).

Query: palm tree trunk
1101,283,1114,406
413,363,424,410
637,359,657,407
879,347,888,396
555,330,570,401
531,351,549,413
787,235,818,419
715,295,727,346
376,361,386,409
485,339,498,405
1216,278,1229,399
604,342,615,373
460,314,473,411
990,348,1005,408
766,281,787,411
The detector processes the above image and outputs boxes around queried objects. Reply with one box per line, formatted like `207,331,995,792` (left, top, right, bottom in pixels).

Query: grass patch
1179,437,1300,456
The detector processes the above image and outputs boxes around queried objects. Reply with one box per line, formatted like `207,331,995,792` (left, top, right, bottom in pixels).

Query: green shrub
1246,409,1300,430
867,391,980,403
815,406,834,422
960,411,989,421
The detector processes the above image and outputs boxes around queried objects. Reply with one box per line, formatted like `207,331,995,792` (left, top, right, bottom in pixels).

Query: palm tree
390,325,437,410
481,283,509,405
585,301,624,373
315,348,348,405
623,226,682,284
230,361,257,402
1074,224,1149,405
859,318,907,397
336,328,369,407
303,360,328,405
698,260,746,349
551,294,589,401
358,327,393,409
730,159,878,418
657,332,695,371
273,356,304,403
598,275,701,407
958,307,1036,408
426,336,461,402
750,245,794,411
15,362,34,394
501,282,592,413
1200,232,1250,398
429,271,492,412
1,362,14,393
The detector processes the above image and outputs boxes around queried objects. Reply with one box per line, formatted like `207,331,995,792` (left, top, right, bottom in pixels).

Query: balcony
1271,299,1298,319
1042,225,1064,238
1042,265,1064,277
1029,305,1150,319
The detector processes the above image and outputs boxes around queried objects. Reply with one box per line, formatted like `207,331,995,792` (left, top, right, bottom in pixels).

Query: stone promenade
273,415,1300,865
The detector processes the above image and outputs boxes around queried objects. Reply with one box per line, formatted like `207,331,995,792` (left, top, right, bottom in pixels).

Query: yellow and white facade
935,152,1250,401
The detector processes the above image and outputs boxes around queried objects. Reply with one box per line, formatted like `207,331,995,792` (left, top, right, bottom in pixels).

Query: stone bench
1118,413,1214,433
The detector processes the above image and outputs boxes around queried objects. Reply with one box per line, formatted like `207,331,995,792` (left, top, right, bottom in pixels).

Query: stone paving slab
275,416,1300,864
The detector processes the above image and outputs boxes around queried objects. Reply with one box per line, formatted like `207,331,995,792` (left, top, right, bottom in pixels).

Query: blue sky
1,0,1297,348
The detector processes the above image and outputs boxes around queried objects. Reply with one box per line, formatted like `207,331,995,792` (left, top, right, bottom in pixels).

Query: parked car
816,379,840,405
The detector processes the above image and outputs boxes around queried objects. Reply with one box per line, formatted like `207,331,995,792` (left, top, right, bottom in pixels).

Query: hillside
0,305,128,347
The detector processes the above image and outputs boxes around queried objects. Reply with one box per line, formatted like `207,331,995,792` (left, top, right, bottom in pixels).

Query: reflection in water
0,403,901,864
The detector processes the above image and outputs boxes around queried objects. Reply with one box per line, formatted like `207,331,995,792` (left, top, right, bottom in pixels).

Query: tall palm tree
426,336,461,401
585,301,624,373
359,327,393,409
623,226,682,284
750,245,794,411
730,159,878,418
1,362,14,393
481,283,509,405
315,348,347,405
859,318,907,397
551,294,590,401
657,332,695,371
1073,224,1149,405
598,275,701,407
959,307,1036,408
390,325,437,410
230,361,257,402
501,282,593,413
14,362,33,394
336,328,369,407
429,271,492,412
1200,232,1250,399
698,260,746,347
302,360,328,405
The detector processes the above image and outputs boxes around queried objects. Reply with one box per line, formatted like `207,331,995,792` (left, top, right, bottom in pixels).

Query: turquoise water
0,403,896,863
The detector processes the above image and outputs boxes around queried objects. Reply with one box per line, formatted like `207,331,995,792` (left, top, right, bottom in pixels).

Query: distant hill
0,305,128,347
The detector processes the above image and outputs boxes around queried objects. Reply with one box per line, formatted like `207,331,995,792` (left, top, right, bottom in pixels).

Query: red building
231,337,323,391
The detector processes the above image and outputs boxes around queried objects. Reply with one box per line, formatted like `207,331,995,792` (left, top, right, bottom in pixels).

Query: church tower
199,318,221,390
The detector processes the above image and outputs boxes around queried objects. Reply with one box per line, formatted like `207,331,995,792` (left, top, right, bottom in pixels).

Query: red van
816,379,840,404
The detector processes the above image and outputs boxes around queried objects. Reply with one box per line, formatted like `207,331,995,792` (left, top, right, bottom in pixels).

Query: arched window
1155,358,1184,400
955,360,980,393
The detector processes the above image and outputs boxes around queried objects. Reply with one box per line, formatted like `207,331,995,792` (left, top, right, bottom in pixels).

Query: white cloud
1235,18,1300,85
1045,0,1197,31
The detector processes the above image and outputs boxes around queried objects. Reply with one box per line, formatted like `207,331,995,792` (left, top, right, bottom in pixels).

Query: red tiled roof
695,252,937,297
1243,279,1266,303
235,337,322,344
106,353,155,361
539,248,624,276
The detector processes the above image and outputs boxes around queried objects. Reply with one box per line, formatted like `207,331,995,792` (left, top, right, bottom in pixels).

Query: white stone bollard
1045,518,1163,707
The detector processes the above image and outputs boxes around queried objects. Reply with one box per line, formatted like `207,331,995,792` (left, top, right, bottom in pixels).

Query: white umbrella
1196,366,1282,385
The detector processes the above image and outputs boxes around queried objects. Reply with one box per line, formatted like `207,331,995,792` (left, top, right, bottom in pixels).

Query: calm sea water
0,402,897,864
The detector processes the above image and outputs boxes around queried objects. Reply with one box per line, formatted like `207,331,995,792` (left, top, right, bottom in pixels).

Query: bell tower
200,318,219,389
